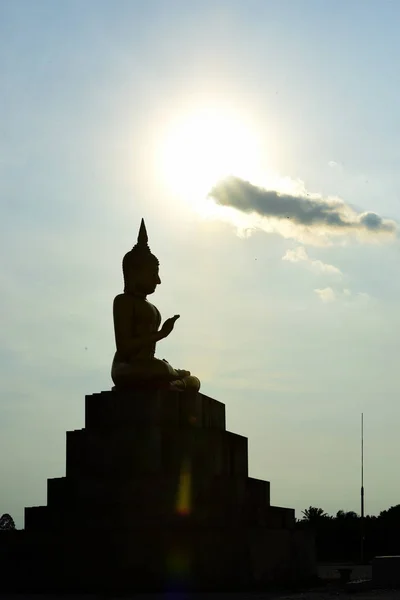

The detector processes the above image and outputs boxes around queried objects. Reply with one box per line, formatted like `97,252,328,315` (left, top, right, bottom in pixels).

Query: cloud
314,287,371,304
328,160,342,169
315,287,336,303
283,246,342,275
209,176,397,245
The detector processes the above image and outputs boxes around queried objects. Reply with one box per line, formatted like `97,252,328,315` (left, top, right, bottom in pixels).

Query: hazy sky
2,0,400,528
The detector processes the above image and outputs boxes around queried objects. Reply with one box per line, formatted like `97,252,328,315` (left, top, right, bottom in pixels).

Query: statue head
122,219,161,296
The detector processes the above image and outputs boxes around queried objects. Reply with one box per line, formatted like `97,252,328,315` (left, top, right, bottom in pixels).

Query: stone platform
18,390,315,591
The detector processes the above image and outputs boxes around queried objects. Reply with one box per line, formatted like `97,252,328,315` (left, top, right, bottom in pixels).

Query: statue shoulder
113,293,137,315
114,294,131,308
113,293,128,306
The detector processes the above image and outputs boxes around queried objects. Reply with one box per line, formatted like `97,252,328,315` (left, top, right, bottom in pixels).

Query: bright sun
159,107,261,217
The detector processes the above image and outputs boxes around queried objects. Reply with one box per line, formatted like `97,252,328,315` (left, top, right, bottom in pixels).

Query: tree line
2,505,399,564
297,505,400,563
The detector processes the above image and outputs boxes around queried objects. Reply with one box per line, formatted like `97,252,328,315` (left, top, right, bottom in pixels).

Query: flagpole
360,413,365,564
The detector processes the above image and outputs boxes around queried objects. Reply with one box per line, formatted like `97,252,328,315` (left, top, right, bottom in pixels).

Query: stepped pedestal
21,389,315,591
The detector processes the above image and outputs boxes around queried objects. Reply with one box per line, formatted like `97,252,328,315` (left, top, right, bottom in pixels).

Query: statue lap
111,355,200,393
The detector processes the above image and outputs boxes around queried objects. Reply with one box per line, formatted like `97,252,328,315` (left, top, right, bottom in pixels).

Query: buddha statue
111,219,201,393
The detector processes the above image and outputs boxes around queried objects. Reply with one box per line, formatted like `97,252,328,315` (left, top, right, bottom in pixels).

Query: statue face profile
126,263,161,296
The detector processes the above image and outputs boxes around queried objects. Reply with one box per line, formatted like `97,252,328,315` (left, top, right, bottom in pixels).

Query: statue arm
113,295,162,359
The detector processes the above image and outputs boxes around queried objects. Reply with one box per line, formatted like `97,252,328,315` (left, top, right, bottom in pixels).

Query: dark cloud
359,212,386,231
209,176,396,237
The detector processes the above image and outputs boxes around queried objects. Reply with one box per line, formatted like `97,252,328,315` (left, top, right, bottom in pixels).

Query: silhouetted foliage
302,506,330,522
297,504,400,563
379,504,400,521
336,510,358,520
0,514,16,530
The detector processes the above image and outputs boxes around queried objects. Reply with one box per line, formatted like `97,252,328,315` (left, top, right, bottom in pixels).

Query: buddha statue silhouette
111,219,201,392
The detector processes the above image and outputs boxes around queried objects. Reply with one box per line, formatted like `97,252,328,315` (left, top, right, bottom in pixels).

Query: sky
2,0,400,528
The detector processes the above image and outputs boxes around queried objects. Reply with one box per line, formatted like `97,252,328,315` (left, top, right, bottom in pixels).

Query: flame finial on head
129,217,155,257
129,218,158,262
137,218,149,249
122,218,159,291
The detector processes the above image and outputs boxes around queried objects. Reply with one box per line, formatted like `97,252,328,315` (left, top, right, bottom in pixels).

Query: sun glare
159,107,261,217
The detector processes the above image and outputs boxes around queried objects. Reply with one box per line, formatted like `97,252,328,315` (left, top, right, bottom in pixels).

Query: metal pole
361,413,365,564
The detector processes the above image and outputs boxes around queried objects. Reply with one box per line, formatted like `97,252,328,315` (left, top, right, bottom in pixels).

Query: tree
336,510,359,520
0,513,16,530
379,504,400,521
298,503,400,562
301,506,329,522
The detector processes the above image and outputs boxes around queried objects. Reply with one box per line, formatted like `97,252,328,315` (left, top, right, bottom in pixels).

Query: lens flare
165,544,192,590
176,458,191,516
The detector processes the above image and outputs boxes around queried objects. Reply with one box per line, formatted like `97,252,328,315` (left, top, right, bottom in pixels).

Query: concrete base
372,556,400,588
12,389,316,592
1,527,315,592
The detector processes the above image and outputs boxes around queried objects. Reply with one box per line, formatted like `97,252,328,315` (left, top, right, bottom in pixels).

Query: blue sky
2,0,400,527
